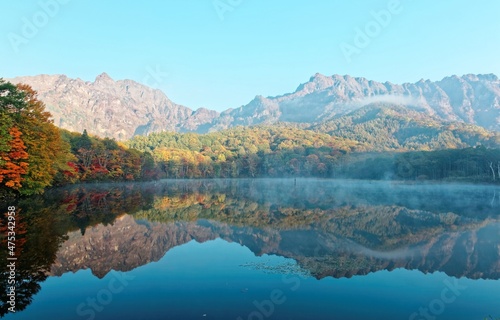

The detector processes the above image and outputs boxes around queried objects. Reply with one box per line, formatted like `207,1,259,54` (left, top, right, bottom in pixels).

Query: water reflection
1,179,500,317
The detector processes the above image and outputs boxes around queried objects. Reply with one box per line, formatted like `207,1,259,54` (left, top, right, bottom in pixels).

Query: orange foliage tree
0,127,29,189
15,84,71,194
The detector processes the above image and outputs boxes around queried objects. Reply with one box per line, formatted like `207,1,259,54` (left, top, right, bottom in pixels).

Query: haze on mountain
8,72,500,140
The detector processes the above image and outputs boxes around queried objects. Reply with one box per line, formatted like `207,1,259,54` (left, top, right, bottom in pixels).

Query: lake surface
1,179,500,319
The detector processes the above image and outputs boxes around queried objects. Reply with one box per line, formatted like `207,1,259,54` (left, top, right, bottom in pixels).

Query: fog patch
353,94,421,107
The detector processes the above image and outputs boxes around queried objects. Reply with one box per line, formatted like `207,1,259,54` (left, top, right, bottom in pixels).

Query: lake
1,179,500,319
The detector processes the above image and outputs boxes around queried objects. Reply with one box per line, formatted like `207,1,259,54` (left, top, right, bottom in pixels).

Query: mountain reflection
2,179,500,315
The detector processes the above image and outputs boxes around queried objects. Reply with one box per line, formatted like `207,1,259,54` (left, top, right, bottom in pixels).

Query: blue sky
1,0,499,112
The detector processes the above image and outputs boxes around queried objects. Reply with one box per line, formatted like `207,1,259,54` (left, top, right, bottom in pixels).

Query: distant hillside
7,72,500,139
127,107,499,157
311,105,498,151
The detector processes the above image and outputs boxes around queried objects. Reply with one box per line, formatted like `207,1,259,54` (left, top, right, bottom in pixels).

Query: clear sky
1,0,499,112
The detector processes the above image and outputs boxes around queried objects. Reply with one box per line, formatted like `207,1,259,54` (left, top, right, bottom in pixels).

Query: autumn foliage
0,80,75,195
0,127,28,189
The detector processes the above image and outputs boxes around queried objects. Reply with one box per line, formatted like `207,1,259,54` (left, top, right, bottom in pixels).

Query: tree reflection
0,202,65,316
1,180,500,314
0,184,152,315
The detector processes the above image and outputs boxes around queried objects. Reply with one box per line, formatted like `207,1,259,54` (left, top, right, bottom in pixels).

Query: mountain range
7,72,500,140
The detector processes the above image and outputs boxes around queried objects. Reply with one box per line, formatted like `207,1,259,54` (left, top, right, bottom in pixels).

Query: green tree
72,129,92,151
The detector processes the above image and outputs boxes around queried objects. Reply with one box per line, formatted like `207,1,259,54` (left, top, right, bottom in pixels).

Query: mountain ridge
7,73,219,140
7,72,500,140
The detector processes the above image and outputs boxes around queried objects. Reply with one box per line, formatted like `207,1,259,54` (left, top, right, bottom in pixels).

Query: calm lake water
1,179,500,320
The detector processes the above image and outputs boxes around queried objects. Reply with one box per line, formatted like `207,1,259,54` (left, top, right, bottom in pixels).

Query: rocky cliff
8,73,500,139
9,73,218,140
213,73,500,131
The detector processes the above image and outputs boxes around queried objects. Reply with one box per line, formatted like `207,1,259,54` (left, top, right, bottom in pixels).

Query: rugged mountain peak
295,73,335,93
94,72,113,83
8,73,218,139
438,75,469,87
310,72,331,82
256,94,273,103
7,72,500,137
245,72,500,130
460,73,499,82
479,73,499,81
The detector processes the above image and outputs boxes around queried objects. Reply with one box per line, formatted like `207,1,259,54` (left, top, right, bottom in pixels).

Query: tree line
339,147,500,182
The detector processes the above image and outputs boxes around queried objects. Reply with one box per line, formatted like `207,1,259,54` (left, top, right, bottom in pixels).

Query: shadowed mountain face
8,73,500,139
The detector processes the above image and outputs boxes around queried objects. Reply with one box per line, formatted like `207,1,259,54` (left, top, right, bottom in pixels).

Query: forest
1,79,500,198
